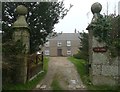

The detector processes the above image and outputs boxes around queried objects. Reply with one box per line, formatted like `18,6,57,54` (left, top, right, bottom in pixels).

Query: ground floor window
67,50,71,55
45,50,50,55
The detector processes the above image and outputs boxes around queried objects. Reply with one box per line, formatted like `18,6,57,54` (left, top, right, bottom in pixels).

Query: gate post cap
16,5,28,15
91,2,102,14
12,5,29,29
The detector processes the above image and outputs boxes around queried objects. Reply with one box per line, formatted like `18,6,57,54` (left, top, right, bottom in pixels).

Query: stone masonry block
102,65,118,76
93,53,108,64
92,75,117,86
92,64,101,75
109,57,119,66
92,37,106,47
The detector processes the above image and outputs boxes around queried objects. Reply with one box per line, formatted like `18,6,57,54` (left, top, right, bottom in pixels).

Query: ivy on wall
3,40,26,56
91,14,120,57
2,39,26,84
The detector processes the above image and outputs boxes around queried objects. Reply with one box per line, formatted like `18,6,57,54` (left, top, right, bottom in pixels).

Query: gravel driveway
35,57,86,90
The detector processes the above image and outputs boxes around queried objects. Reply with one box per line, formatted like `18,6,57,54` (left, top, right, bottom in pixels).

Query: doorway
57,49,62,56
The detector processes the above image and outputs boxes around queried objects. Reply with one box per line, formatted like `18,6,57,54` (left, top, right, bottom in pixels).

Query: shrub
73,53,81,59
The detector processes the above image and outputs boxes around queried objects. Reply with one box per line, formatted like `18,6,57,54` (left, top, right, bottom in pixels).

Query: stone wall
91,37,119,86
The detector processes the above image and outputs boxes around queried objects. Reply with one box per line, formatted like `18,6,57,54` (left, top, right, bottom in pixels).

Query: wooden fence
27,52,43,81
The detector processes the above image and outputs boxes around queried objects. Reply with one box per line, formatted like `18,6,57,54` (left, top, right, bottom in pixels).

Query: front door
57,49,62,56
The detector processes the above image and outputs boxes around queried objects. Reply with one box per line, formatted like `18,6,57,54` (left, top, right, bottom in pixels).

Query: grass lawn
2,57,49,90
68,57,120,91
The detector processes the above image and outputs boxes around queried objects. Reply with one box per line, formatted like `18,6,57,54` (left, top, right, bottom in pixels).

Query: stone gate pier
12,5,30,83
86,2,120,86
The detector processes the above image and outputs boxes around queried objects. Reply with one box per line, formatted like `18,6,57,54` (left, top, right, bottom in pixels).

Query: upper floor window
57,41,62,47
45,41,49,47
67,41,71,46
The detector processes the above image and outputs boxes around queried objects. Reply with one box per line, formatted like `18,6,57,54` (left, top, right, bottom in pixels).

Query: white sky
54,0,120,33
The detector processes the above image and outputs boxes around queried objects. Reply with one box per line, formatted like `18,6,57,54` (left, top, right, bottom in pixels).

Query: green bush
73,52,89,61
73,53,81,59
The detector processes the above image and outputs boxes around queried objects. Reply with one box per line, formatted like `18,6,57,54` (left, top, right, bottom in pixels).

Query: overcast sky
54,0,120,33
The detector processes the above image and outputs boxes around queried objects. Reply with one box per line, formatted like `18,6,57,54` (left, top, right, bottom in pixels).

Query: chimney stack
74,29,77,33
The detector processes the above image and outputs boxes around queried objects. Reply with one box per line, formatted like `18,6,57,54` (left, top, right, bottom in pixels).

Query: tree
79,32,89,61
2,2,72,53
73,32,89,61
108,15,120,56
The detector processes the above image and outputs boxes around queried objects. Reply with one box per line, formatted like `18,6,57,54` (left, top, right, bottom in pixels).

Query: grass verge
68,57,89,85
68,57,120,91
2,57,49,90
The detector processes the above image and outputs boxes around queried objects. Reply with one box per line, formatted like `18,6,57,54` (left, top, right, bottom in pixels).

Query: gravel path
35,57,86,90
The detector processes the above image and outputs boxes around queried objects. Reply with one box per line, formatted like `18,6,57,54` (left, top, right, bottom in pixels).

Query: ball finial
91,2,102,14
16,5,28,15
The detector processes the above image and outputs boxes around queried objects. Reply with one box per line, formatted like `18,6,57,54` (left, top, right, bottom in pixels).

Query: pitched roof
49,33,80,41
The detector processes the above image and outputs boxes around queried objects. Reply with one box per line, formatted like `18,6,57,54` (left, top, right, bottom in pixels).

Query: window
57,41,62,47
67,41,71,46
45,50,49,55
67,50,71,55
45,41,49,47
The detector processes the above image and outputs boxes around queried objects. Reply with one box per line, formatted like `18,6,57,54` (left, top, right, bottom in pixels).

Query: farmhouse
43,33,81,56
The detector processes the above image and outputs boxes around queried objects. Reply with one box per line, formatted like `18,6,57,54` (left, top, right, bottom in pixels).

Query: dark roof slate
49,33,80,41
